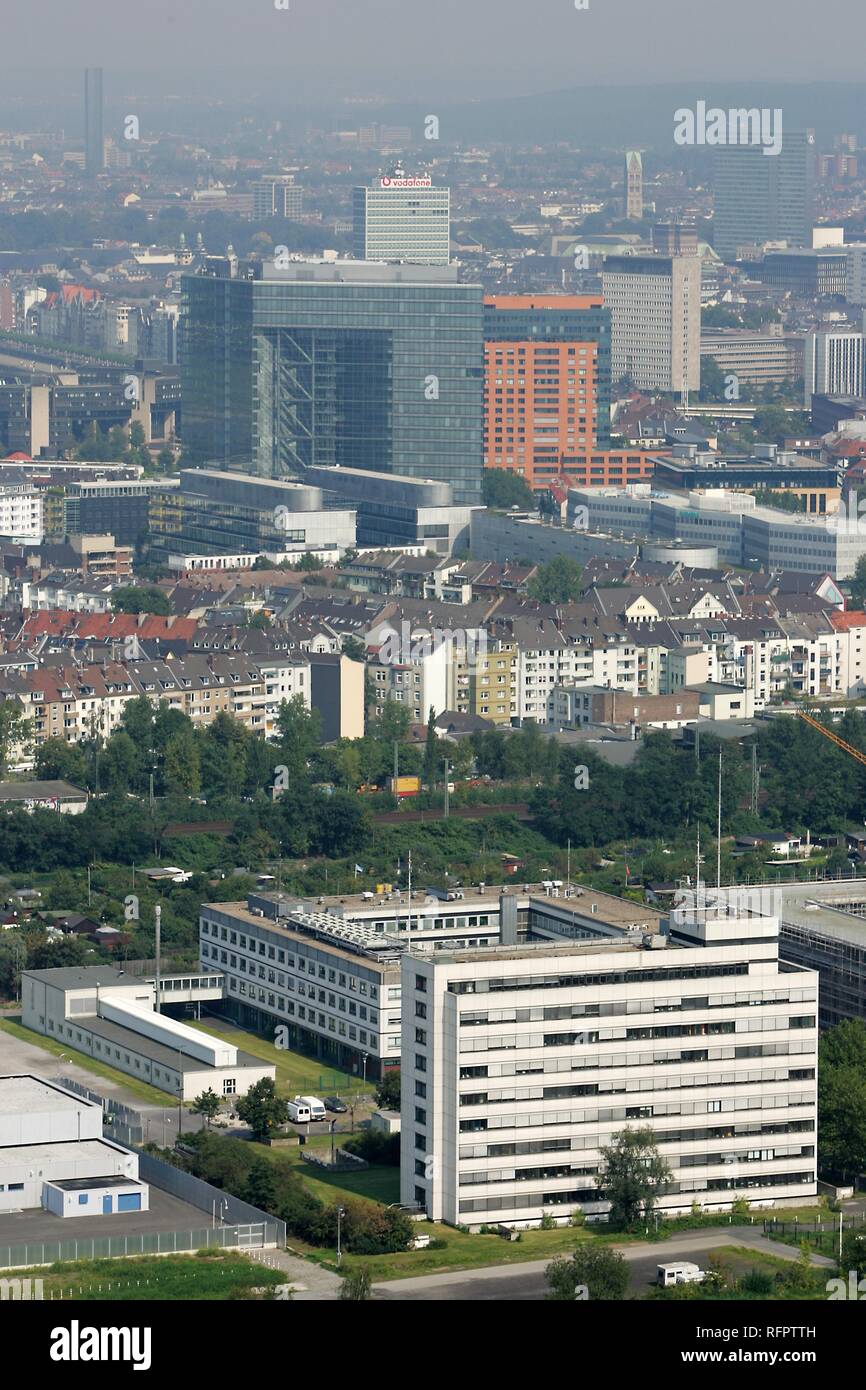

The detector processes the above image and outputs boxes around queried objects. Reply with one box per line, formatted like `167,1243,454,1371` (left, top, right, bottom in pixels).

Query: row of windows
458,1119,815,1161
456,1172,816,1215
457,1083,815,1132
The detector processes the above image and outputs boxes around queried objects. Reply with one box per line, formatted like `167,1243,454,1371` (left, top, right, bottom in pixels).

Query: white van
296,1095,327,1122
287,1099,312,1124
657,1262,706,1287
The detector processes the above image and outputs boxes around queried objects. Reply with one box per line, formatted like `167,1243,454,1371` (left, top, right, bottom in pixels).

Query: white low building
0,1074,147,1217
21,966,274,1102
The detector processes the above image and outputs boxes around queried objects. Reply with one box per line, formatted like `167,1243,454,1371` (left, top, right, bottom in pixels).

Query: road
372,1227,836,1302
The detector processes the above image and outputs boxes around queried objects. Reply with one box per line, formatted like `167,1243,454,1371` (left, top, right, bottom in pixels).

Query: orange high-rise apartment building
484,294,654,492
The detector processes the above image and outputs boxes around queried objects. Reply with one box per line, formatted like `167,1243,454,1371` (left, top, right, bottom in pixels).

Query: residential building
483,294,612,488
308,652,365,741
253,175,303,220
602,255,701,394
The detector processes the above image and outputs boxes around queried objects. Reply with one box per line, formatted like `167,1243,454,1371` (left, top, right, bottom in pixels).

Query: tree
850,555,866,609
235,1078,289,1142
482,469,535,510
422,707,440,786
190,1088,221,1129
163,727,201,797
339,1268,372,1301
546,1244,629,1300
342,636,367,663
244,1156,278,1210
111,585,171,616
34,737,89,787
818,1020,866,1180
0,700,31,775
527,556,583,604
275,697,322,783
596,1126,673,1228
374,1069,400,1110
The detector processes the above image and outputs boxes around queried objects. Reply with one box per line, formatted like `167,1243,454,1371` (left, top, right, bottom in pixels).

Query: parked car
324,1096,348,1113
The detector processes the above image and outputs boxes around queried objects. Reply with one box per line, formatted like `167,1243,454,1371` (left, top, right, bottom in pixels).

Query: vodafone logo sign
380,176,432,189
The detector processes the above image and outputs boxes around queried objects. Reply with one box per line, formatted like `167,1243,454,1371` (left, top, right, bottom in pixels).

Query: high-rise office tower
353,168,450,265
181,257,483,504
84,68,104,176
483,295,611,489
714,132,814,260
625,150,643,221
652,221,699,256
253,175,304,220
602,254,701,395
804,329,866,406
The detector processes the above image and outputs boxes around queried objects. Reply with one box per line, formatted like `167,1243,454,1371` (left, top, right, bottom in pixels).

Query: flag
625,862,631,879
354,864,364,877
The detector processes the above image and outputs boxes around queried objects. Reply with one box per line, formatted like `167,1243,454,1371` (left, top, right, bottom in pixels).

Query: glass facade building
181,260,484,505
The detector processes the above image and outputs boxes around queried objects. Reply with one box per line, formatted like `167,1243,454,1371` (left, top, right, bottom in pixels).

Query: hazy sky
12,0,866,97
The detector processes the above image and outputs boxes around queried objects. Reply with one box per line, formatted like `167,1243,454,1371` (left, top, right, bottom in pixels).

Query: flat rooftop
49,1176,144,1192
0,1075,94,1117
81,1017,265,1075
0,1139,126,1171
21,966,132,990
774,878,866,947
432,937,650,966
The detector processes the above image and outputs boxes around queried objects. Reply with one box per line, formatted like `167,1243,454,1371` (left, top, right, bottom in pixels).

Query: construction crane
797,709,866,770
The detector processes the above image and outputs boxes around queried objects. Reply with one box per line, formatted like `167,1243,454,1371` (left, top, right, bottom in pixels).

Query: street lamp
336,1205,346,1265
362,1053,368,1089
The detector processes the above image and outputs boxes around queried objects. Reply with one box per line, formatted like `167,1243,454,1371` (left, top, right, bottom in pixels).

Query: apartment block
483,295,612,488
602,255,701,394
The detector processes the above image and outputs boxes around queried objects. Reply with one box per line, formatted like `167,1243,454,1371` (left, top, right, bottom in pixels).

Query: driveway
371,1226,835,1301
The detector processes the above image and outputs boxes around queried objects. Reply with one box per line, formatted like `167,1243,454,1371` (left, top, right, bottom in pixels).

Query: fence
763,1213,866,1255
135,1149,287,1245
0,1224,282,1273
52,1075,144,1146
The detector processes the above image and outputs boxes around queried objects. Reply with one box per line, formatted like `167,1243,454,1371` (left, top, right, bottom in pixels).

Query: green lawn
293,1210,836,1284
294,1221,601,1281
0,1017,169,1107
189,1016,375,1099
246,1136,401,1207
4,1251,282,1301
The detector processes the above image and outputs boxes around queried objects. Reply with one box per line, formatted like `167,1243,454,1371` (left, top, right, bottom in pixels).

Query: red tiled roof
19,611,198,642
830,610,866,630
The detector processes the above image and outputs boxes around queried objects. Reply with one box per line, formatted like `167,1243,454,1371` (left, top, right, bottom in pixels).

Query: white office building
804,329,866,406
602,254,701,394
353,171,450,265
401,891,818,1228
